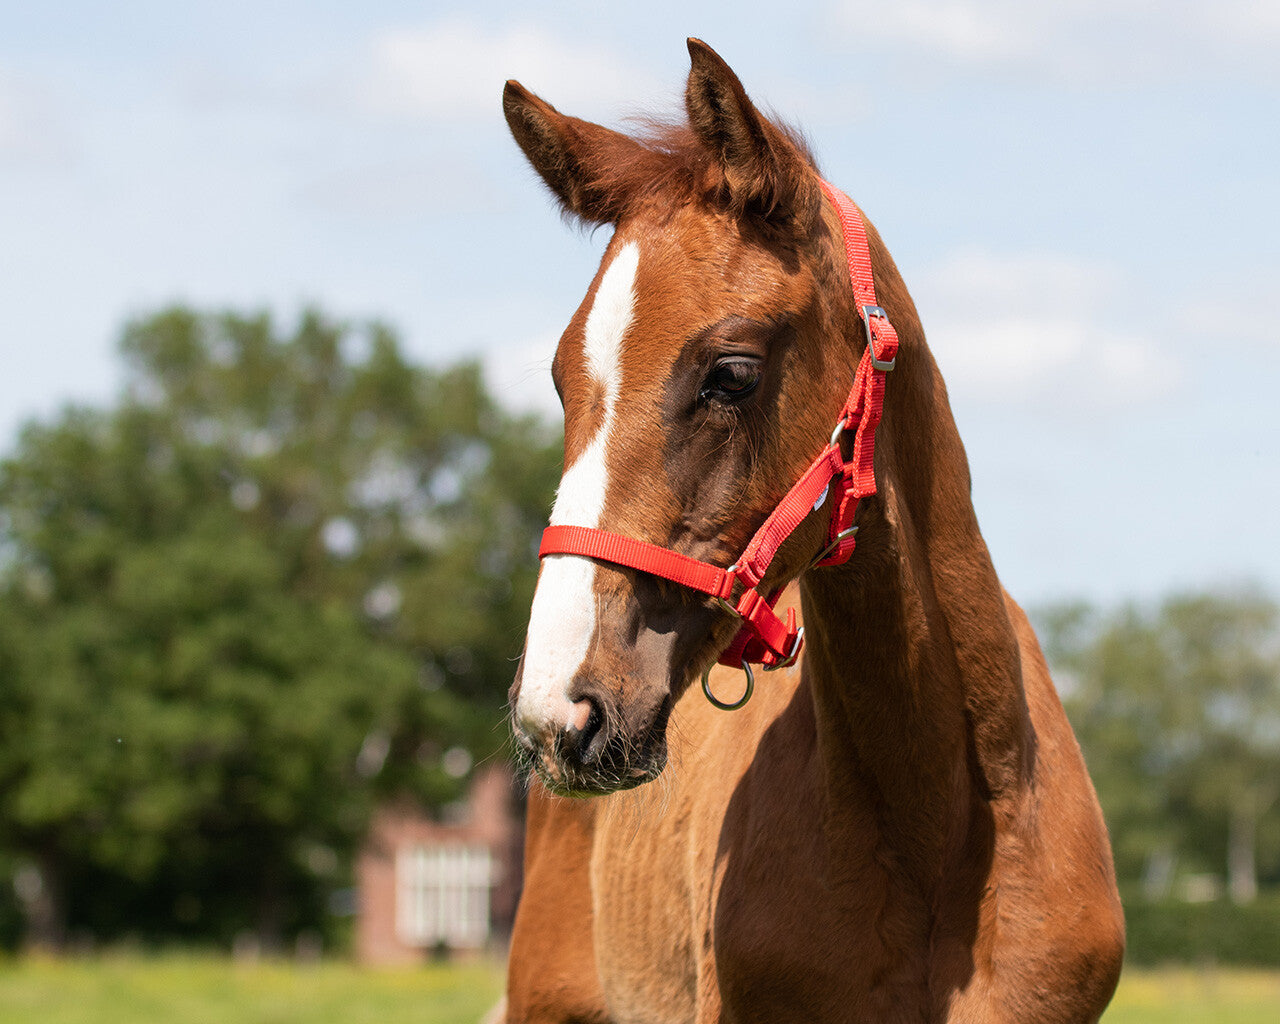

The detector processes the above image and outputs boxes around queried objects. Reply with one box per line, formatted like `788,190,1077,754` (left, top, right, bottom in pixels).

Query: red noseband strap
538,180,898,670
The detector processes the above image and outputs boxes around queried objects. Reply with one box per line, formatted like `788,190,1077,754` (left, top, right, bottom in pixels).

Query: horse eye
700,358,762,403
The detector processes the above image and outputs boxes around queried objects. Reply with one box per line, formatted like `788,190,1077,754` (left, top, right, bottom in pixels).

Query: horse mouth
512,714,671,797
531,751,667,797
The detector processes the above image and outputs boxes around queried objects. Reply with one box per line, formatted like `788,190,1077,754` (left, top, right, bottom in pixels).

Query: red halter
538,180,898,673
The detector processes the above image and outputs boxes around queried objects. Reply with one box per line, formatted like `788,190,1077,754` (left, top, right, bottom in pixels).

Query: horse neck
797,256,1034,886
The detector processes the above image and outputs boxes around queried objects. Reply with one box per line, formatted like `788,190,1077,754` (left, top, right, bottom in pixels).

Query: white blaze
517,241,639,732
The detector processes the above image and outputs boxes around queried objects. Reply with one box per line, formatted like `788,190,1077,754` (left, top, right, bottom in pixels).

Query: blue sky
2,2,1277,605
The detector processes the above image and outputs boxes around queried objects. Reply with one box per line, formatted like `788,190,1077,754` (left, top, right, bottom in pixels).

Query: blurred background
1,1,1278,1015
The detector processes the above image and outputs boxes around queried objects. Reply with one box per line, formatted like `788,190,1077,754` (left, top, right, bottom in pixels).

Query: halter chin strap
538,180,898,673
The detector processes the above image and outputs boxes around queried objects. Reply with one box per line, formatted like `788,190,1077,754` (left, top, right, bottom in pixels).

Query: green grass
0,956,1276,1023
1104,967,1280,1023
0,953,504,1024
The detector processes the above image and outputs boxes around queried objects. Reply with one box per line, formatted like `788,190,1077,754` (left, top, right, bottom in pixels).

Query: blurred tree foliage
1036,589,1280,904
0,308,560,949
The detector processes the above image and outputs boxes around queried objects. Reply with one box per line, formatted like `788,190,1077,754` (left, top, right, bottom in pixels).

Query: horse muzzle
511,678,671,797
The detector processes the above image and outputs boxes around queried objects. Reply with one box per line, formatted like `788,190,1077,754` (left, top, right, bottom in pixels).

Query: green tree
1038,601,1181,890
0,308,560,948
1038,589,1280,902
1157,593,1280,903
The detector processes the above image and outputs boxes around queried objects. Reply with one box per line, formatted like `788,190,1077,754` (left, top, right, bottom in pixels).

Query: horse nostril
563,696,606,766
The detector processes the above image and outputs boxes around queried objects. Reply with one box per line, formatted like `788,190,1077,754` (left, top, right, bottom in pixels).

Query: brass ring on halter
701,658,755,711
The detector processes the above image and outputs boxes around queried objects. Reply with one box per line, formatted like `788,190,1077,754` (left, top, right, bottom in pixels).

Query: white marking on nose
518,241,639,734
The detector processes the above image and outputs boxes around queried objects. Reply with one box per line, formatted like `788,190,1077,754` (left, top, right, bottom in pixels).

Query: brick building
355,766,521,964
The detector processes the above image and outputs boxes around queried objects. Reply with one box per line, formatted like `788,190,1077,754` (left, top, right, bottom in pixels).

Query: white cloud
356,20,664,122
833,0,1280,82
0,68,74,165
929,317,1177,405
922,250,1112,318
851,1,1038,63
917,250,1181,407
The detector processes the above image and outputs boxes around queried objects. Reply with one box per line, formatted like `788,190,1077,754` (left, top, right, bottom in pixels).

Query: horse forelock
558,115,821,229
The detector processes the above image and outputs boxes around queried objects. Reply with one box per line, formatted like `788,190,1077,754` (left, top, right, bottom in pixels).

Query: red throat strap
537,180,898,672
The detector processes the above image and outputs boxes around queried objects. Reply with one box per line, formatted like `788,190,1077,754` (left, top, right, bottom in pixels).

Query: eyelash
699,358,762,404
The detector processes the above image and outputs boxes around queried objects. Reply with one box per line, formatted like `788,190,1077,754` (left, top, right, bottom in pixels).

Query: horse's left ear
684,39,821,227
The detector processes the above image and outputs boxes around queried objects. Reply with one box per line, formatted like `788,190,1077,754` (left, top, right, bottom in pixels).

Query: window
396,843,495,949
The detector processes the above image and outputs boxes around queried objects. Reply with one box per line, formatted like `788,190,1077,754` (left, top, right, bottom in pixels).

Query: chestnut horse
503,40,1123,1024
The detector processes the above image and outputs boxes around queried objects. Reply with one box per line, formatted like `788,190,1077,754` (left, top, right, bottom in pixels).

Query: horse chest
589,749,932,1023
710,801,937,1021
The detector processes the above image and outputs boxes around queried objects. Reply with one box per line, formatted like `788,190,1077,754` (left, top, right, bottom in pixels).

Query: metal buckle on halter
712,564,741,618
862,305,896,372
763,626,805,672
808,525,859,571
829,415,850,447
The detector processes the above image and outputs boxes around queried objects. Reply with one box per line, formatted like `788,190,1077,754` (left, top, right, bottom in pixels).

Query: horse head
506,40,871,795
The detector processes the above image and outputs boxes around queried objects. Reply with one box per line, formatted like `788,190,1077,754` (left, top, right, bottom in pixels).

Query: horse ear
503,80,642,225
684,39,820,226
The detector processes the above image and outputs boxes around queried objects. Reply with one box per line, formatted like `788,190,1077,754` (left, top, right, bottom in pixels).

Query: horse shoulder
961,597,1125,1022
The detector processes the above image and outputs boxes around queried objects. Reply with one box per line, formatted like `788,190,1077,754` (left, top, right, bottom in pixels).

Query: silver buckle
807,526,858,571
713,564,741,618
763,626,805,671
862,305,896,372
829,415,849,446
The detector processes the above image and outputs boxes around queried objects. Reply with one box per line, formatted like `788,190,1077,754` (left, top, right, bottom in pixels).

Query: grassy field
0,956,1276,1022
1105,967,1280,1023
0,953,504,1024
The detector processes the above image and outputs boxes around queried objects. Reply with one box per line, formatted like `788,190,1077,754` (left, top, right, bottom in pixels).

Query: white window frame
395,842,495,949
